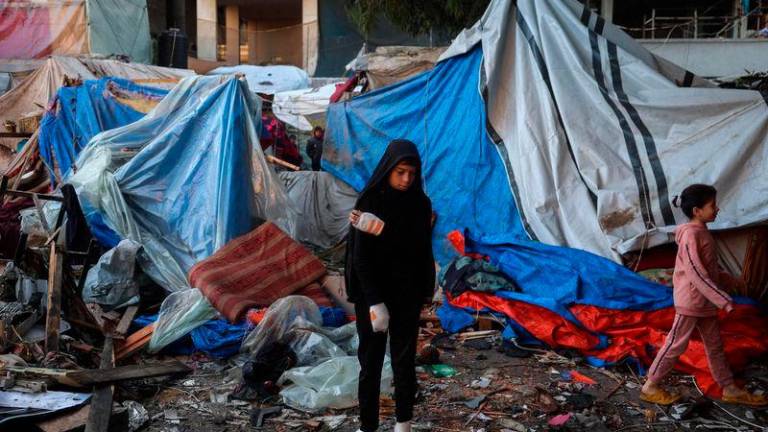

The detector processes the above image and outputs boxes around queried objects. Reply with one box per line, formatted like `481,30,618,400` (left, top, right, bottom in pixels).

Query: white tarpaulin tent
272,83,341,131
439,0,768,259
207,65,310,95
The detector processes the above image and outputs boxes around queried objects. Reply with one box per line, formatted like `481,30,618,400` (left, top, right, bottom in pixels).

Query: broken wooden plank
66,360,191,387
115,323,154,361
0,365,79,387
113,306,138,339
85,336,114,432
45,237,64,353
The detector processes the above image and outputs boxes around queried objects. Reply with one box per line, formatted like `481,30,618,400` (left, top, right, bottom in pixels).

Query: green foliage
345,0,491,37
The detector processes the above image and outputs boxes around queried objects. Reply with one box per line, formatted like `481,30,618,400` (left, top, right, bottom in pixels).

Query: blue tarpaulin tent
38,77,167,184
324,46,525,263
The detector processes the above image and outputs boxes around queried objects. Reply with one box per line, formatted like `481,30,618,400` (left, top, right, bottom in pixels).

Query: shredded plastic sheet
278,171,357,249
66,75,295,351
82,239,142,310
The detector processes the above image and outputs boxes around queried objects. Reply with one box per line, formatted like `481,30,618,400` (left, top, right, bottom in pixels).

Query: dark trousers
355,300,420,432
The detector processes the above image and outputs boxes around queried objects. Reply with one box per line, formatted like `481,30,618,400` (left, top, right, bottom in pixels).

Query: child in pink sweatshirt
640,184,767,406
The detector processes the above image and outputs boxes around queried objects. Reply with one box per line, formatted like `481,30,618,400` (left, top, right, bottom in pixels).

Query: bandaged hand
369,303,390,333
351,211,385,236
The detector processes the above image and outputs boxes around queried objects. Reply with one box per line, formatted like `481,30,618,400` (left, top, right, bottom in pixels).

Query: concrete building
148,0,447,75
590,0,768,78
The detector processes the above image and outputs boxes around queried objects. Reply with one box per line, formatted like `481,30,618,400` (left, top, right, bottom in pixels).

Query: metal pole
694,9,698,38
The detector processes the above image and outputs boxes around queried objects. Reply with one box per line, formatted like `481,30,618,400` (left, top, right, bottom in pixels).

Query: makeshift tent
440,0,768,258
38,77,167,185
272,83,341,131
323,0,768,395
0,56,194,141
207,65,310,95
0,0,152,64
66,75,295,351
324,46,524,263
346,46,447,90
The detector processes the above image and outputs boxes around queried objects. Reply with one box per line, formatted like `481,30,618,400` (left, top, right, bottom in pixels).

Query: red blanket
189,222,327,322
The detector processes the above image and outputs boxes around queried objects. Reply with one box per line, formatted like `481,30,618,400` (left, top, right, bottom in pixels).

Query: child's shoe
639,388,682,405
721,391,768,407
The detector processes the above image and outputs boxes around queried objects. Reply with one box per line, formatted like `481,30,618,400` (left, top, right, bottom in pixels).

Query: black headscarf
345,139,435,306
354,139,428,207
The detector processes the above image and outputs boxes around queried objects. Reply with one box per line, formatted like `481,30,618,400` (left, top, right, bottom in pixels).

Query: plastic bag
242,297,359,366
19,203,61,237
241,296,323,355
149,289,218,353
82,239,142,309
278,355,393,411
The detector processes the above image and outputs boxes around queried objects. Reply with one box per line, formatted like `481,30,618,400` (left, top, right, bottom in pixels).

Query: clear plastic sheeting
149,288,218,353
241,296,359,365
82,239,142,310
278,171,357,250
68,75,290,291
289,322,358,366
241,296,323,356
241,296,373,412
278,356,393,411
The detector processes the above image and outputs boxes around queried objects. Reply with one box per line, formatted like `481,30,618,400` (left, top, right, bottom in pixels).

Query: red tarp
450,291,768,396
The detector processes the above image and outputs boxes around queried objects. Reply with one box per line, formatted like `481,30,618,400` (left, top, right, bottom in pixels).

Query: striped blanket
189,222,328,322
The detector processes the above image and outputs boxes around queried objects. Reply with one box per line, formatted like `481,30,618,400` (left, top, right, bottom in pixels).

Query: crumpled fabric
438,255,518,297
82,239,142,310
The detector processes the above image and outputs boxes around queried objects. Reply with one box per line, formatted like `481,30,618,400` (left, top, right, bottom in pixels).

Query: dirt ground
122,337,768,432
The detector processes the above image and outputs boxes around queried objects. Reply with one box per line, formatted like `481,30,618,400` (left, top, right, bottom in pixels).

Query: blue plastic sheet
323,47,525,263
39,77,166,183
319,307,348,328
464,231,674,322
132,314,249,359
38,77,167,248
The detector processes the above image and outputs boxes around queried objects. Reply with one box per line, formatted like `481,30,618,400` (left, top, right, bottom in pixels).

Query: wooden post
85,336,115,432
45,231,65,353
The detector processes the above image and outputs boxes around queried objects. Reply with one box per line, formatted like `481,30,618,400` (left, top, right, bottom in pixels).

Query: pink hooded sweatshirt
673,223,736,317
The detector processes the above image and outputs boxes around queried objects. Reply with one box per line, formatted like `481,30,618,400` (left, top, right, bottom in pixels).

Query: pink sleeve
680,231,733,309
